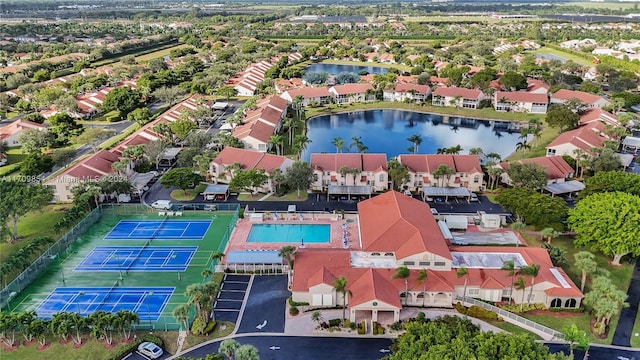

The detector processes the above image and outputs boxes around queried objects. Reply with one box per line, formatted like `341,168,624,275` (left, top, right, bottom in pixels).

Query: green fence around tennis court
1,203,240,331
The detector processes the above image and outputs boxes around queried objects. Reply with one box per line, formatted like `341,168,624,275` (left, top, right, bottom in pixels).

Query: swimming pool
247,224,331,243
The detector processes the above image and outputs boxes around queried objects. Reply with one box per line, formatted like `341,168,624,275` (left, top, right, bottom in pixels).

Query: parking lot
236,275,290,334
214,274,250,323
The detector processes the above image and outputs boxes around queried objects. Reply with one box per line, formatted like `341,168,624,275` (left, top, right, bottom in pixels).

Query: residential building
497,156,574,186
209,147,294,193
432,87,485,109
526,79,550,94
329,83,375,105
383,83,432,103
494,91,549,114
232,95,288,152
550,89,610,109
397,154,484,192
578,108,620,127
232,60,274,96
291,191,583,322
310,153,388,192
546,121,610,158
0,119,47,147
280,87,332,106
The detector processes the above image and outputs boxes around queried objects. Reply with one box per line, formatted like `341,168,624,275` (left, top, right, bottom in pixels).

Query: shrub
328,319,342,327
455,302,467,314
466,305,498,320
238,209,244,218
202,320,217,335
344,319,351,328
349,322,357,330
377,324,385,335
288,298,309,307
357,327,365,335
289,306,299,315
416,312,426,322
389,321,405,331
191,317,208,335
107,334,164,360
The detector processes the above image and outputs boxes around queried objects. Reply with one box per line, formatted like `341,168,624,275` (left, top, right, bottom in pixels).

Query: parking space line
231,275,254,335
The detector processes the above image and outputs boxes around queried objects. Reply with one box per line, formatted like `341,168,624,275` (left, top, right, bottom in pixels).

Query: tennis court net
96,279,120,312
126,216,167,273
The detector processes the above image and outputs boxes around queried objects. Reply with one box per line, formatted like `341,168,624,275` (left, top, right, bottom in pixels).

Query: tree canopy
384,315,567,360
579,170,640,199
101,86,143,119
505,162,548,190
284,161,314,197
0,181,54,242
159,168,203,195
545,104,580,132
568,191,640,265
496,188,567,228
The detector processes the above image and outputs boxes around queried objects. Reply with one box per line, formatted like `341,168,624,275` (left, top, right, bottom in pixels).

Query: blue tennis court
75,246,197,272
105,220,211,240
36,287,174,320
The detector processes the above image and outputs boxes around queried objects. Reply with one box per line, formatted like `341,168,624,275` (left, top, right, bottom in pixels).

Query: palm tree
210,251,225,264
311,310,324,328
416,269,428,307
469,147,484,160
456,267,469,300
293,134,311,159
540,227,558,244
515,141,530,159
406,134,423,154
517,264,540,305
333,276,352,322
278,245,297,269
201,269,213,281
331,137,345,153
268,134,285,156
348,167,361,185
393,266,410,305
172,303,192,331
219,338,241,360
433,164,456,187
500,260,517,305
574,251,597,292
349,136,364,153
514,277,527,311
282,117,297,146
114,310,139,342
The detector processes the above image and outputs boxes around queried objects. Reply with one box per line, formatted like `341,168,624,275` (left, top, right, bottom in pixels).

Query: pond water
305,63,389,76
535,53,567,63
302,109,524,161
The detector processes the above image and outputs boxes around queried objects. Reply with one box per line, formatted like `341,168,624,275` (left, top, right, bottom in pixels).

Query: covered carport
128,172,156,196
159,147,182,166
617,153,635,169
421,186,470,202
224,250,284,274
201,184,230,201
622,136,640,154
328,185,373,201
544,180,585,198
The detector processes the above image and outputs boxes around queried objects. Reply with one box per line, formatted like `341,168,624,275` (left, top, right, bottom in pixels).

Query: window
547,149,556,156
371,252,381,256
473,175,480,183
384,252,394,257
419,261,430,266
403,261,415,266
379,174,384,182
313,174,318,181
434,261,445,266
502,289,512,297
468,288,479,296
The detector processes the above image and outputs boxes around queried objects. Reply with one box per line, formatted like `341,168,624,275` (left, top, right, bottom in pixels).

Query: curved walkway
612,258,640,347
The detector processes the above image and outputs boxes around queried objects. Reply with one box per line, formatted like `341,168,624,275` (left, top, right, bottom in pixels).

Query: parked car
138,342,163,359
431,208,439,215
403,190,412,196
151,200,172,210
470,193,479,202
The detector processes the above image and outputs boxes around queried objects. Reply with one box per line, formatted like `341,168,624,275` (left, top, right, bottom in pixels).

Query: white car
470,193,479,202
138,342,163,359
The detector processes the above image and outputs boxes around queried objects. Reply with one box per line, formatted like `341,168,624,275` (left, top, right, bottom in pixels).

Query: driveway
236,275,290,334
214,274,250,323
612,258,640,347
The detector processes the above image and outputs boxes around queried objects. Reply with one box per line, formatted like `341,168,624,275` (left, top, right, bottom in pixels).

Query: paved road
214,274,250,324
175,335,394,360
612,259,640,347
546,342,640,360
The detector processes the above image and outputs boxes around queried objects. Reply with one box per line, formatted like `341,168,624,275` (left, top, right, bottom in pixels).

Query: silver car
138,342,163,359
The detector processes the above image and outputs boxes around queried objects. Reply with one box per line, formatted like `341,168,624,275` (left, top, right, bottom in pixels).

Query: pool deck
224,213,362,256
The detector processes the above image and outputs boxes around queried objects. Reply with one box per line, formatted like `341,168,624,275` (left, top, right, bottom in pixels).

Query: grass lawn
99,123,140,150
161,321,234,354
0,147,25,176
320,59,412,72
534,47,592,66
485,319,543,340
170,184,208,201
506,120,559,161
518,233,633,344
631,310,640,348
0,204,72,264
135,44,192,62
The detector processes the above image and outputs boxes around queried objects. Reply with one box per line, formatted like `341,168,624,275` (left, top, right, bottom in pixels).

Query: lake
302,109,524,161
305,63,389,76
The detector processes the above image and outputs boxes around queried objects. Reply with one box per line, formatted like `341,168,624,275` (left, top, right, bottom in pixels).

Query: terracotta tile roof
551,89,605,105
578,108,619,126
267,95,289,112
527,79,549,93
432,86,483,99
59,150,120,180
233,120,276,143
547,121,609,153
330,83,374,95
0,119,46,137
397,154,482,174
358,191,451,260
395,83,430,94
495,91,548,104
212,147,291,173
291,249,351,292
499,156,573,180
283,87,331,99
310,153,388,172
348,269,402,308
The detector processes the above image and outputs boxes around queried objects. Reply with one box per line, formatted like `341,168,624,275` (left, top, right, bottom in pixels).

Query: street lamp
144,291,154,333
77,291,85,315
